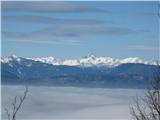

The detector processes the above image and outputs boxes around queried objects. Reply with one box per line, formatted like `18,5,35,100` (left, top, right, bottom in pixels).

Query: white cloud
127,45,159,51
6,39,81,46
2,1,108,13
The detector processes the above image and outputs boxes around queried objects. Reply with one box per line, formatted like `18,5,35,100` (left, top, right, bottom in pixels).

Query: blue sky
2,1,159,60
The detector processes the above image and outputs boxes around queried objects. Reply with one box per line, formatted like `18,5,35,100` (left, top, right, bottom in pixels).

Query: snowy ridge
30,56,62,65
28,54,157,67
1,55,21,63
1,54,157,67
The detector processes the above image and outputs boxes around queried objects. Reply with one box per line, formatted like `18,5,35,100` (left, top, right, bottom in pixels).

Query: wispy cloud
133,11,159,17
139,12,159,17
2,31,81,45
4,39,81,46
2,24,150,45
29,24,149,37
2,1,109,13
2,15,104,25
127,45,159,51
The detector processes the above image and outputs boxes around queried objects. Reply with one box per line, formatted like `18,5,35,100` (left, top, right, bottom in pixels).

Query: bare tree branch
130,63,160,120
5,108,11,120
5,86,28,120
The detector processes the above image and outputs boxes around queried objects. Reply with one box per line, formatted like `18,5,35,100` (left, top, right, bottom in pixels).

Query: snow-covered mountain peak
120,57,143,64
85,54,96,58
11,54,18,58
1,55,21,63
1,55,157,67
28,56,62,65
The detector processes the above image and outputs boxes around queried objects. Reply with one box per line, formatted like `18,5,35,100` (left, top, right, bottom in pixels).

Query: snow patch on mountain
1,55,21,63
1,54,157,67
29,56,62,65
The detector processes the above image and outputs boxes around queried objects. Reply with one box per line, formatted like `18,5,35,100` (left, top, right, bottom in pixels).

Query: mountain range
1,55,158,88
1,54,157,66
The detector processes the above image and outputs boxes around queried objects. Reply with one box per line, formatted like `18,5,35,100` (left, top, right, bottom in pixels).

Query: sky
1,1,160,60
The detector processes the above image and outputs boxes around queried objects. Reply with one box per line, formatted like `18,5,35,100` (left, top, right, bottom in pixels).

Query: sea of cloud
2,85,145,120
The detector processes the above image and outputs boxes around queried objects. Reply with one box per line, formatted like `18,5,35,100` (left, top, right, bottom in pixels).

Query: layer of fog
2,85,145,120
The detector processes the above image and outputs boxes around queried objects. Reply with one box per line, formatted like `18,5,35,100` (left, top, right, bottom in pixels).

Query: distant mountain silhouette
1,56,156,88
